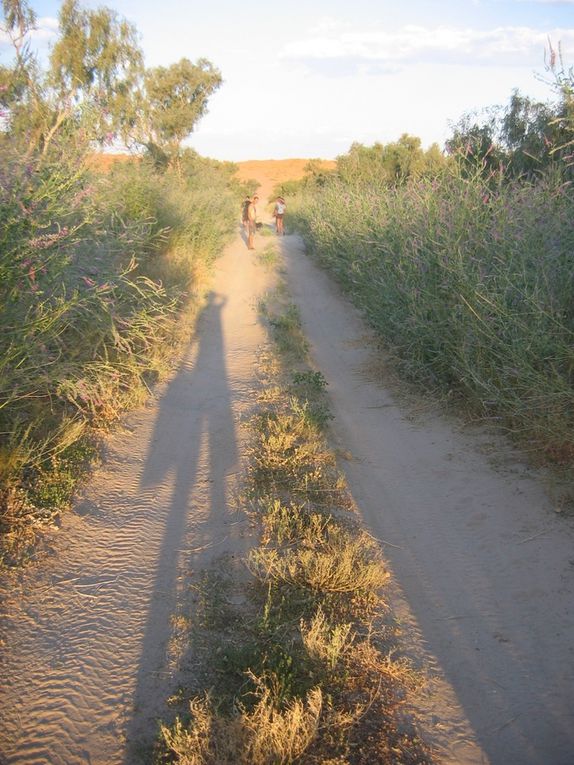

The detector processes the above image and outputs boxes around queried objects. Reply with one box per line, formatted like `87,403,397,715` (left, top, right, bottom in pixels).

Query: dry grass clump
259,499,316,544
301,608,354,671
248,402,347,510
248,327,348,511
160,683,324,765
249,522,388,596
251,409,330,479
0,487,57,565
244,683,324,764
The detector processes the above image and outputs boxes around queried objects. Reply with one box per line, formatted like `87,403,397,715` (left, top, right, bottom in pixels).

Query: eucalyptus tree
45,0,143,152
139,57,222,166
0,0,40,143
1,0,144,155
1,0,223,168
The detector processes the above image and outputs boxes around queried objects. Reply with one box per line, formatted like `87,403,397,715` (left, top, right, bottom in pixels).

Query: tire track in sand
280,233,574,765
0,232,275,765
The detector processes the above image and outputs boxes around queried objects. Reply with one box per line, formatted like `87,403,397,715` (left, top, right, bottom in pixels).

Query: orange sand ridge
235,158,335,201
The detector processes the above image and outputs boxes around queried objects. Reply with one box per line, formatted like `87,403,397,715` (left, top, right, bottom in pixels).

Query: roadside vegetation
0,0,244,565
158,273,433,764
288,60,574,468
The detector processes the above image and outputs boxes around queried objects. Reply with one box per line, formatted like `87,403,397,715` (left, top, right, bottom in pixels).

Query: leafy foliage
141,58,222,156
0,0,221,164
290,68,574,465
337,134,446,187
446,85,574,180
48,0,143,143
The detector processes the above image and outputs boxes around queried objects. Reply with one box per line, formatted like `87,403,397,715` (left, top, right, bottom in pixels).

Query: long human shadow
123,292,237,762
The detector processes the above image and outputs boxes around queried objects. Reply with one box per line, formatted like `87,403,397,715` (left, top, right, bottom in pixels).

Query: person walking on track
273,196,286,235
241,195,250,230
247,195,259,250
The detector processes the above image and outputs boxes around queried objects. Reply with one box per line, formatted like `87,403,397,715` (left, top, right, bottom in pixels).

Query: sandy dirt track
0,231,275,764
280,234,574,764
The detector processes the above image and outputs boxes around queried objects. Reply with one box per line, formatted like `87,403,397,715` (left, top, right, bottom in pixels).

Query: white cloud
0,16,58,52
281,24,574,72
32,17,60,42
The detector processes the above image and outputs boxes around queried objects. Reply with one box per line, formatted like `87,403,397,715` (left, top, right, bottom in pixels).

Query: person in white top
273,196,286,235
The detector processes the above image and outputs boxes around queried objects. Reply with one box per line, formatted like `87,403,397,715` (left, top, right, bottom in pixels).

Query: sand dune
236,158,335,201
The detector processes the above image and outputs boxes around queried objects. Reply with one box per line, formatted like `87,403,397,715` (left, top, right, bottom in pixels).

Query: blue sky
3,0,574,160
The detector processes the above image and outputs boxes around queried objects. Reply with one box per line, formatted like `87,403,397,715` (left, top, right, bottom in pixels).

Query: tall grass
294,166,574,462
0,143,236,564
